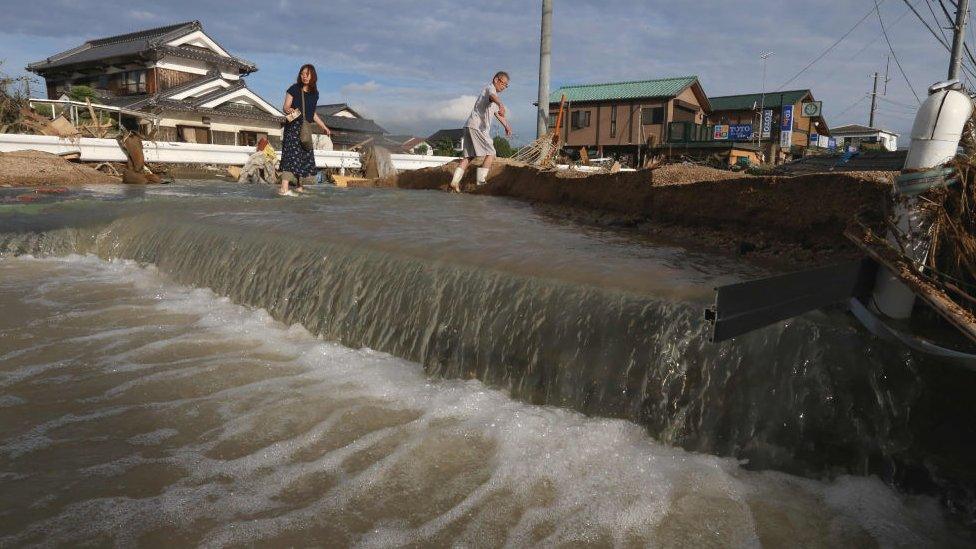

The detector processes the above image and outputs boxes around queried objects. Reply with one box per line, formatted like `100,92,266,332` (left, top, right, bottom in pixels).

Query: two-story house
546,76,711,166
708,89,830,162
27,21,285,147
314,103,391,151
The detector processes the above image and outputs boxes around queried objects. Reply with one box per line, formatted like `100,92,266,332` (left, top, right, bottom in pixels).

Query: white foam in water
0,254,968,547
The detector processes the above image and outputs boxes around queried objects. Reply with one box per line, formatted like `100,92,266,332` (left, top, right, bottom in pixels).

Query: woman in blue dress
278,64,331,196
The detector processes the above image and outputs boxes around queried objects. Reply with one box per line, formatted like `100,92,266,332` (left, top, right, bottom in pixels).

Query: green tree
67,85,96,102
493,136,515,157
433,138,458,157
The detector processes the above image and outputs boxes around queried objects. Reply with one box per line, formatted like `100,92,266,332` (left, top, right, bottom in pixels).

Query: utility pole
537,0,553,139
869,72,879,127
882,54,891,96
948,0,970,80
758,51,773,163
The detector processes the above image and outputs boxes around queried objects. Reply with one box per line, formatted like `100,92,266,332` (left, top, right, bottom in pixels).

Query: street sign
801,101,822,117
729,124,753,140
713,125,729,140
761,109,773,138
810,133,819,147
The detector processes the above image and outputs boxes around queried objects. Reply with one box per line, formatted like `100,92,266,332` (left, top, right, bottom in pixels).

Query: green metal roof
709,90,811,111
549,76,699,103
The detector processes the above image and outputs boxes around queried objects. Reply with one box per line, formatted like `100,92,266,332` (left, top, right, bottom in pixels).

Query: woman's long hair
296,64,318,94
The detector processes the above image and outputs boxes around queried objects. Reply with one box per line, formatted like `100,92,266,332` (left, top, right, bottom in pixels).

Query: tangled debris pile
927,129,976,319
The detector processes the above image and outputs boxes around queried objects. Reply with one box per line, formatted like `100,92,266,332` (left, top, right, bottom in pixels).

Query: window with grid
571,110,591,130
121,70,146,95
641,107,664,125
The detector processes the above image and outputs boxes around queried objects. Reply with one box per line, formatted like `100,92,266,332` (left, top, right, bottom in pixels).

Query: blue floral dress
280,83,318,178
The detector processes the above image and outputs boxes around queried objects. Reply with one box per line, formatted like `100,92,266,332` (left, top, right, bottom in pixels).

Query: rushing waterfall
1,184,975,543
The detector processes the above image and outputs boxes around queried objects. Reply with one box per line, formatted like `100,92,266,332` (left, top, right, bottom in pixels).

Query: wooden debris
80,98,112,138
846,221,976,345
331,174,369,187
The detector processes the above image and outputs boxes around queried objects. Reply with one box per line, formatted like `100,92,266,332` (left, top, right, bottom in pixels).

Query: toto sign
728,124,753,140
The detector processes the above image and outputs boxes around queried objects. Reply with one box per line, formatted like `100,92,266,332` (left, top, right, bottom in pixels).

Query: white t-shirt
464,84,498,132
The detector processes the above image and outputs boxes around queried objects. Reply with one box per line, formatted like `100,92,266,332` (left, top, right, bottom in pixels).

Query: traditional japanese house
27,21,285,147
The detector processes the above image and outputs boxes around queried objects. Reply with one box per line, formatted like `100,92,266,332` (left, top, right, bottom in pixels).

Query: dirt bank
363,161,892,266
0,150,119,186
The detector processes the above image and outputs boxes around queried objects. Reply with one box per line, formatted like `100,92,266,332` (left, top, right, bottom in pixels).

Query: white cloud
340,80,381,95
128,10,158,21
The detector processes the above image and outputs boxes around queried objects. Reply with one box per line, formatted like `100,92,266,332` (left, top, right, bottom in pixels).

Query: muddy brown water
0,182,974,546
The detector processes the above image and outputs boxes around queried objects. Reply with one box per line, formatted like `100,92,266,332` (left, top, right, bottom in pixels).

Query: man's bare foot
278,189,298,197
449,182,461,193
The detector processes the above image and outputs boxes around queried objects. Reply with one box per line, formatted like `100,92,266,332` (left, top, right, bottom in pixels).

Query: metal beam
705,259,874,342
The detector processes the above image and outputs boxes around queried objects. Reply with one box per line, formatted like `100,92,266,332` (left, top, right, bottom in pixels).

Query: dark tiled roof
709,90,811,111
428,128,463,143
150,98,283,123
188,81,246,106
105,78,281,122
27,21,254,74
316,103,362,117
831,124,897,135
156,45,256,72
321,114,386,134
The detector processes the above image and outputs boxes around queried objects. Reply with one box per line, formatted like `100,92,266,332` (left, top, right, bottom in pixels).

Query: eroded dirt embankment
0,151,119,186
359,161,893,266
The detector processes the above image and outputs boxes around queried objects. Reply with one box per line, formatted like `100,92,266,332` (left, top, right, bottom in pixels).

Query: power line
878,94,921,109
926,0,953,44
935,0,976,83
819,7,911,84
902,0,951,47
902,0,976,79
776,1,885,90
834,94,871,119
876,0,923,102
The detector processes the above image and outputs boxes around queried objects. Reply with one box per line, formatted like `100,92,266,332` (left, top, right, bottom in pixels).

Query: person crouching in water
279,64,331,196
449,71,513,192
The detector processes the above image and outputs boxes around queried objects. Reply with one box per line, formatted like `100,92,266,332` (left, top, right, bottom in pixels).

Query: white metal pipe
872,81,974,318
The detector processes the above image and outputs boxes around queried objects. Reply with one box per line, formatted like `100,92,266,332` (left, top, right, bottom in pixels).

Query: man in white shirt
450,71,513,192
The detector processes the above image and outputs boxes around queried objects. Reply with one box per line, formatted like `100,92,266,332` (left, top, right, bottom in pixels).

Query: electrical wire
902,0,951,47
878,95,921,109
934,0,976,78
927,0,953,43
876,0,923,102
776,1,885,91
833,95,871,119
903,0,976,79
819,7,911,85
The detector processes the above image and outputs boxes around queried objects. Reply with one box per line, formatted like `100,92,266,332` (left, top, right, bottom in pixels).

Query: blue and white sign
728,124,753,140
761,109,773,138
809,133,819,147
780,105,794,148
827,137,837,151
780,105,794,132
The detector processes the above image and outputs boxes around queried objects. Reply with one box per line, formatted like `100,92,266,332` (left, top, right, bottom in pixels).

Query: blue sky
0,0,965,144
